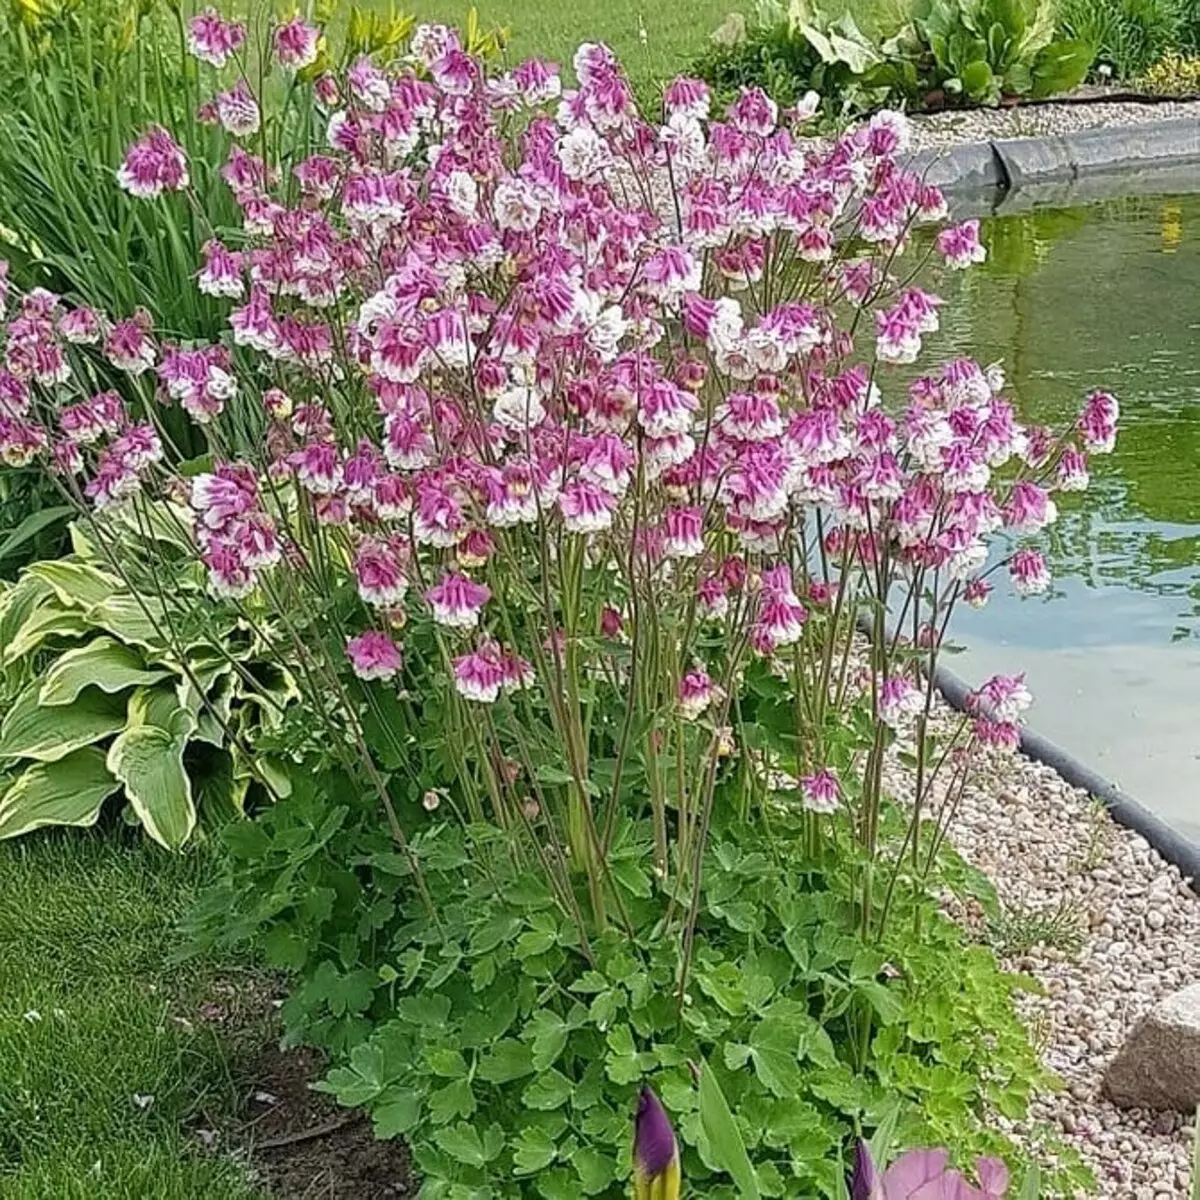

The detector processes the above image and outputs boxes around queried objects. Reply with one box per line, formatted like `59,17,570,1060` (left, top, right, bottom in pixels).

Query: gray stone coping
907,117,1200,214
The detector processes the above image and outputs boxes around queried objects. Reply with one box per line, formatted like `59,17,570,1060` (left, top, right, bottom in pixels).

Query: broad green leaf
526,1010,569,1071
572,1146,616,1194
427,1077,475,1124
0,748,120,839
373,1092,421,1138
107,724,196,849
2,600,91,666
39,637,170,706
434,1121,503,1168
1030,38,1091,97
699,1057,761,1199
749,1015,804,1098
88,594,170,652
478,1039,535,1083
427,1048,468,1078
0,682,126,762
522,1069,572,1110
127,686,198,739
27,559,121,608
512,1127,557,1174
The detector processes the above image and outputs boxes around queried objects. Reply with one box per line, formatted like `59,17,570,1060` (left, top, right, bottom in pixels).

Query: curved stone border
908,117,1200,193
931,658,1200,888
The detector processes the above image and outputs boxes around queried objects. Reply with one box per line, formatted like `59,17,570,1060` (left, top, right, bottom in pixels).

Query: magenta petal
975,1157,1009,1196
881,1148,951,1198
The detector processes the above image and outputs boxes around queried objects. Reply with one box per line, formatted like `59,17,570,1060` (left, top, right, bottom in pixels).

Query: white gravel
909,98,1200,151
885,694,1200,1196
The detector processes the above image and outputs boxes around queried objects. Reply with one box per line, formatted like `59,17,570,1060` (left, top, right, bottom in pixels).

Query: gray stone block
906,142,1003,191
1103,983,1200,1111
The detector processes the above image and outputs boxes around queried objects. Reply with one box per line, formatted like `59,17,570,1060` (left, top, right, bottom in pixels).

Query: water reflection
921,194,1200,839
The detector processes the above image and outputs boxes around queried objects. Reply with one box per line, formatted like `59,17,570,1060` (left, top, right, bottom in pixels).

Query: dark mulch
239,1044,415,1200
187,975,414,1199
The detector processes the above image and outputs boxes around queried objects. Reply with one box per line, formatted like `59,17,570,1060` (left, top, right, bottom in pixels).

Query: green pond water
926,192,1200,842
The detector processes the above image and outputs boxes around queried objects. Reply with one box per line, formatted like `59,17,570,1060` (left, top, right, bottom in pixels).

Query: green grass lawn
403,0,734,89
0,832,268,1200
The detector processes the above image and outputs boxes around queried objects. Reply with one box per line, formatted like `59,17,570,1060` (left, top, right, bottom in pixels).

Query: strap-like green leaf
698,1058,761,1200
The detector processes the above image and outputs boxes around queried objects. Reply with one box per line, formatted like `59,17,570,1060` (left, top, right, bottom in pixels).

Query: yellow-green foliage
1141,49,1200,93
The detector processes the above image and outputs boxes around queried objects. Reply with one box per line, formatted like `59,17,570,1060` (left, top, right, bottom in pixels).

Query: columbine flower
453,644,505,703
187,8,246,67
633,1087,680,1200
678,666,717,720
274,18,320,69
1009,547,1050,596
936,220,986,269
354,539,408,608
963,577,992,609
1079,389,1119,453
878,675,922,728
425,571,490,629
1057,446,1089,491
801,768,840,814
663,506,704,558
973,673,1032,723
346,630,403,681
117,127,189,199
58,306,102,345
216,80,261,137
104,316,155,374
559,479,616,534
1003,481,1057,533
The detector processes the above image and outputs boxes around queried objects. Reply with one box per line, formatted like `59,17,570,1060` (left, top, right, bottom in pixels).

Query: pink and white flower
347,630,403,681
425,571,490,629
878,675,923,728
187,8,246,67
936,220,986,269
274,18,320,70
1009,547,1050,596
800,768,840,814
117,127,189,199
678,666,718,720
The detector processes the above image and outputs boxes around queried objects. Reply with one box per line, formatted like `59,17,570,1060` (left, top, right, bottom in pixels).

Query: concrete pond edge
907,117,1200,205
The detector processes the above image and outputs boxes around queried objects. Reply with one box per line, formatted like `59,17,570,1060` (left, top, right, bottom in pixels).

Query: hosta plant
911,0,1093,103
1,10,1112,1193
0,521,296,847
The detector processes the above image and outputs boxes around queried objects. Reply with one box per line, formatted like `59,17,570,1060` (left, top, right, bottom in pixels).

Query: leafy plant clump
0,519,296,847
693,0,1091,110
1139,46,1200,89
192,762,1081,1198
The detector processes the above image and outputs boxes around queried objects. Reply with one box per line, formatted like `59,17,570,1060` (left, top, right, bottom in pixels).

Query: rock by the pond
1103,984,1200,1111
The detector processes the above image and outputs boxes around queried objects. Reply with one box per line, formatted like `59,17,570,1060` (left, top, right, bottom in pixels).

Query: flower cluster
2,20,1117,801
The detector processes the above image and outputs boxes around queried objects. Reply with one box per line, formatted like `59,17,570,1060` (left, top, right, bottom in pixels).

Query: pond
925,190,1200,843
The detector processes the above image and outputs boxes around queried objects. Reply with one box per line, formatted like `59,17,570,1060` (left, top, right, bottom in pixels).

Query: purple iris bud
634,1085,678,1182
850,1139,879,1200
